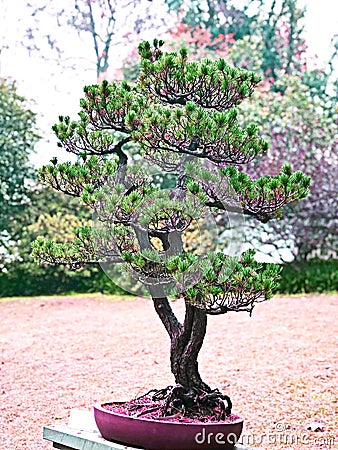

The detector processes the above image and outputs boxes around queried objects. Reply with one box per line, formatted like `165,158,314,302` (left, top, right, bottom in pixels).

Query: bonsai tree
32,40,310,421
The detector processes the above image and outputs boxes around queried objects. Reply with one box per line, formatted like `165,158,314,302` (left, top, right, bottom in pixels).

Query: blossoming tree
33,40,310,420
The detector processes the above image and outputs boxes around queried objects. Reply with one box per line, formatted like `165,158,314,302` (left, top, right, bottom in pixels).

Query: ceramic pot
94,402,244,449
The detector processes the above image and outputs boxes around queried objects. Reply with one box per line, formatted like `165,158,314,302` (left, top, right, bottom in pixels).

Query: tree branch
153,297,183,339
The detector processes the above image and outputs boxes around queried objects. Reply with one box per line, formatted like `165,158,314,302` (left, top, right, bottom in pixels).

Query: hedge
0,258,336,298
277,258,337,294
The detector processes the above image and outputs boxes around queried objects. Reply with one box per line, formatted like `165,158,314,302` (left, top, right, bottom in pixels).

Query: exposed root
117,385,233,422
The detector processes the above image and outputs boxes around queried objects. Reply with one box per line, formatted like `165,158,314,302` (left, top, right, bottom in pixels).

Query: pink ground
0,293,337,449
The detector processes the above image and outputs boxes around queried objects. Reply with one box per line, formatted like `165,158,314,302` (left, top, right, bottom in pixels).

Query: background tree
0,185,120,297
160,2,337,268
0,79,118,297
166,0,336,108
165,0,307,82
239,75,337,263
22,0,169,81
68,0,169,80
32,40,310,418
124,0,309,87
0,78,38,269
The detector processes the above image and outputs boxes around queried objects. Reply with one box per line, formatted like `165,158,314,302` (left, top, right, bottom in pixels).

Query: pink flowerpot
94,402,244,449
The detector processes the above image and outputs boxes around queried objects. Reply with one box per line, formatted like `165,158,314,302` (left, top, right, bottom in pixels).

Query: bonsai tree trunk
170,303,208,390
153,297,232,418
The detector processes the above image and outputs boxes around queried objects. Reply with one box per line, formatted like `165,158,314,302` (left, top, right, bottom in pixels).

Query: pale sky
300,0,337,64
0,0,337,167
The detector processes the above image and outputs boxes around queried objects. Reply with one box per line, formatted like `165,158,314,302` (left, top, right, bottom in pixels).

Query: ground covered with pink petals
0,293,337,449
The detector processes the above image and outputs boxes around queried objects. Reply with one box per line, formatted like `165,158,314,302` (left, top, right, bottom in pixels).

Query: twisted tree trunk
153,297,209,391
171,303,210,391
153,297,232,418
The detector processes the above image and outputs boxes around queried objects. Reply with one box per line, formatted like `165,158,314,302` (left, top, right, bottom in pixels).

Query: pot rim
94,402,244,427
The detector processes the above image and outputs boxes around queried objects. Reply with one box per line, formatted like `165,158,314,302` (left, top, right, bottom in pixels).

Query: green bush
0,265,125,297
1,257,336,298
277,258,338,294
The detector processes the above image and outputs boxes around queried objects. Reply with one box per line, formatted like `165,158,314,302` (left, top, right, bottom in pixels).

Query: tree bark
171,302,210,391
153,297,210,392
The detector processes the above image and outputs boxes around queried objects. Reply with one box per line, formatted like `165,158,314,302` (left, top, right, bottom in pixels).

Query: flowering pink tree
239,76,337,262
